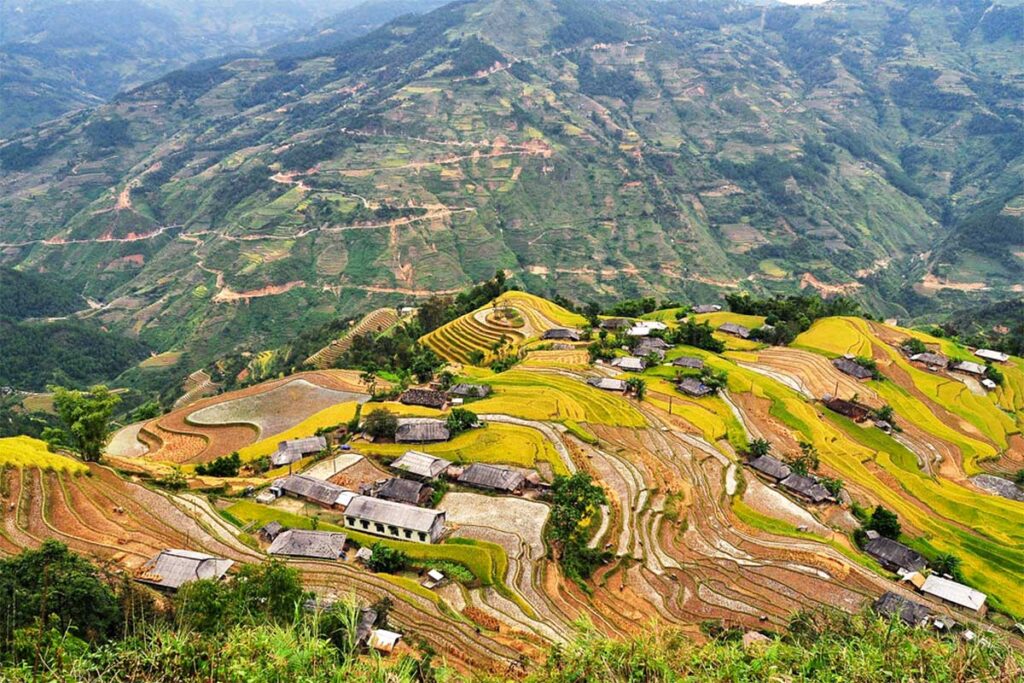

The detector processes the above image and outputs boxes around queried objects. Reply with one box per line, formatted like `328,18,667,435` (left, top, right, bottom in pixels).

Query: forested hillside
0,0,1020,365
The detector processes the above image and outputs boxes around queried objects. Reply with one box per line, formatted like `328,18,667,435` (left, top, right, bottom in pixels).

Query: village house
457,463,526,494
672,356,705,370
779,473,830,503
611,356,646,372
373,477,433,506
344,495,447,543
270,436,327,468
135,549,233,591
395,418,450,443
863,533,926,574
692,304,722,314
542,328,581,342
390,450,451,480
259,521,284,542
974,348,1009,363
981,378,998,391
832,357,874,380
270,474,353,509
587,377,627,392
268,529,347,560
920,575,987,615
823,396,871,422
873,592,931,627
909,352,948,370
449,383,491,398
718,322,750,339
633,337,672,359
399,388,449,410
677,377,713,398
748,455,792,482
627,320,668,337
950,360,986,376
599,317,631,331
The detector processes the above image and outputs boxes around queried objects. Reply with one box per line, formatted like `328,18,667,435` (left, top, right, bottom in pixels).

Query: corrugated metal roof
271,436,327,466
909,352,948,368
345,495,444,533
780,473,830,503
672,356,704,369
873,592,930,626
611,356,645,371
391,450,451,478
395,418,450,443
135,549,233,590
718,322,750,338
458,463,525,492
268,530,347,559
542,328,580,341
864,537,926,573
587,377,626,391
376,477,429,505
274,474,350,506
749,455,791,481
975,349,1009,363
832,357,874,379
950,360,986,376
921,575,987,612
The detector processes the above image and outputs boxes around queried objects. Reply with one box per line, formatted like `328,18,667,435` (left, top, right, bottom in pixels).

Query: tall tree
49,385,121,462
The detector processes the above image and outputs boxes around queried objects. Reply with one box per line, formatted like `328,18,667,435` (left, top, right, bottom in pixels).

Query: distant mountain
0,0,1021,365
0,0,442,135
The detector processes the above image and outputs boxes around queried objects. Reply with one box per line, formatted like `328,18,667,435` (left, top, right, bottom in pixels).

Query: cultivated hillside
0,0,1021,363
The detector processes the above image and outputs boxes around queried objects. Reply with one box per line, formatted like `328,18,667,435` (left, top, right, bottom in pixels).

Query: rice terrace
1,0,1024,679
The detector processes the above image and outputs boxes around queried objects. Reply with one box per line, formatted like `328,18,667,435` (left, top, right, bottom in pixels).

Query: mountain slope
0,0,1021,363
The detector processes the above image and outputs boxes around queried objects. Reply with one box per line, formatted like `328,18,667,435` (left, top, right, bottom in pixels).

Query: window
375,523,385,532
418,532,427,542
389,526,399,536
361,520,369,529
346,517,355,526
403,529,412,539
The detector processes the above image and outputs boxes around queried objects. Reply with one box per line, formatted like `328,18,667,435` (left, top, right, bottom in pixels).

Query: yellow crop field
470,371,646,427
236,402,360,462
521,349,590,370
361,422,569,476
793,317,873,357
0,436,88,474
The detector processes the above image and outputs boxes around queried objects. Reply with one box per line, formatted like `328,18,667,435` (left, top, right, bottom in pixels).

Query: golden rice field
469,370,646,427
0,436,88,474
235,401,361,462
361,422,569,476
421,291,585,364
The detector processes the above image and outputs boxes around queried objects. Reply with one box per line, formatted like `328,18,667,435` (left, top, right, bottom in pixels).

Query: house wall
343,514,443,544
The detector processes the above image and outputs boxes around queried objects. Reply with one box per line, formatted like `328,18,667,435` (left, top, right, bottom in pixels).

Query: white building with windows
344,495,446,543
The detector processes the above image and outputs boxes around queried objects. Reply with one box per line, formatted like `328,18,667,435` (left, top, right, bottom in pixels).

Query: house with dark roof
748,455,791,482
270,436,327,467
542,328,581,342
259,521,284,542
374,477,432,506
395,418,450,443
599,317,631,331
344,496,446,543
634,337,671,358
718,322,750,339
832,357,874,380
271,475,352,509
672,356,704,370
692,304,722,314
268,530,347,560
457,463,526,494
909,352,948,370
779,473,831,503
611,356,646,372
449,383,491,398
390,450,451,480
399,388,449,410
863,536,926,574
135,550,233,591
677,378,713,398
823,396,871,422
873,592,931,627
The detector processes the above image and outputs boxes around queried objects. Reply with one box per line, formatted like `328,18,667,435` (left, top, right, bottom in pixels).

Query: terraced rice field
422,292,586,364
0,436,87,474
235,401,360,462
361,421,570,476
305,308,400,369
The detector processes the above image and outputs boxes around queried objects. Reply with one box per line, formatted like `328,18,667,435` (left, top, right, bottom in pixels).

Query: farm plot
187,378,368,437
106,422,150,458
236,401,361,462
0,436,87,474
361,422,569,476
469,370,646,427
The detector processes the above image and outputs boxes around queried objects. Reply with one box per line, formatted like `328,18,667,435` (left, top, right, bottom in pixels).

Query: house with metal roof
390,450,451,480
457,463,526,494
395,418,450,443
449,383,492,398
268,530,347,560
611,356,646,372
692,304,722,314
823,396,871,422
259,521,284,542
909,352,948,369
832,357,874,380
344,495,446,543
271,475,353,509
587,377,627,392
779,473,831,503
863,535,926,574
634,337,671,357
672,356,704,369
135,549,233,591
677,377,713,398
920,575,987,615
718,322,750,339
542,328,581,341
974,348,1009,363
873,592,931,627
270,436,327,467
374,477,432,506
950,360,986,376
748,455,791,482
399,388,449,410
599,317,631,331
626,320,668,337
